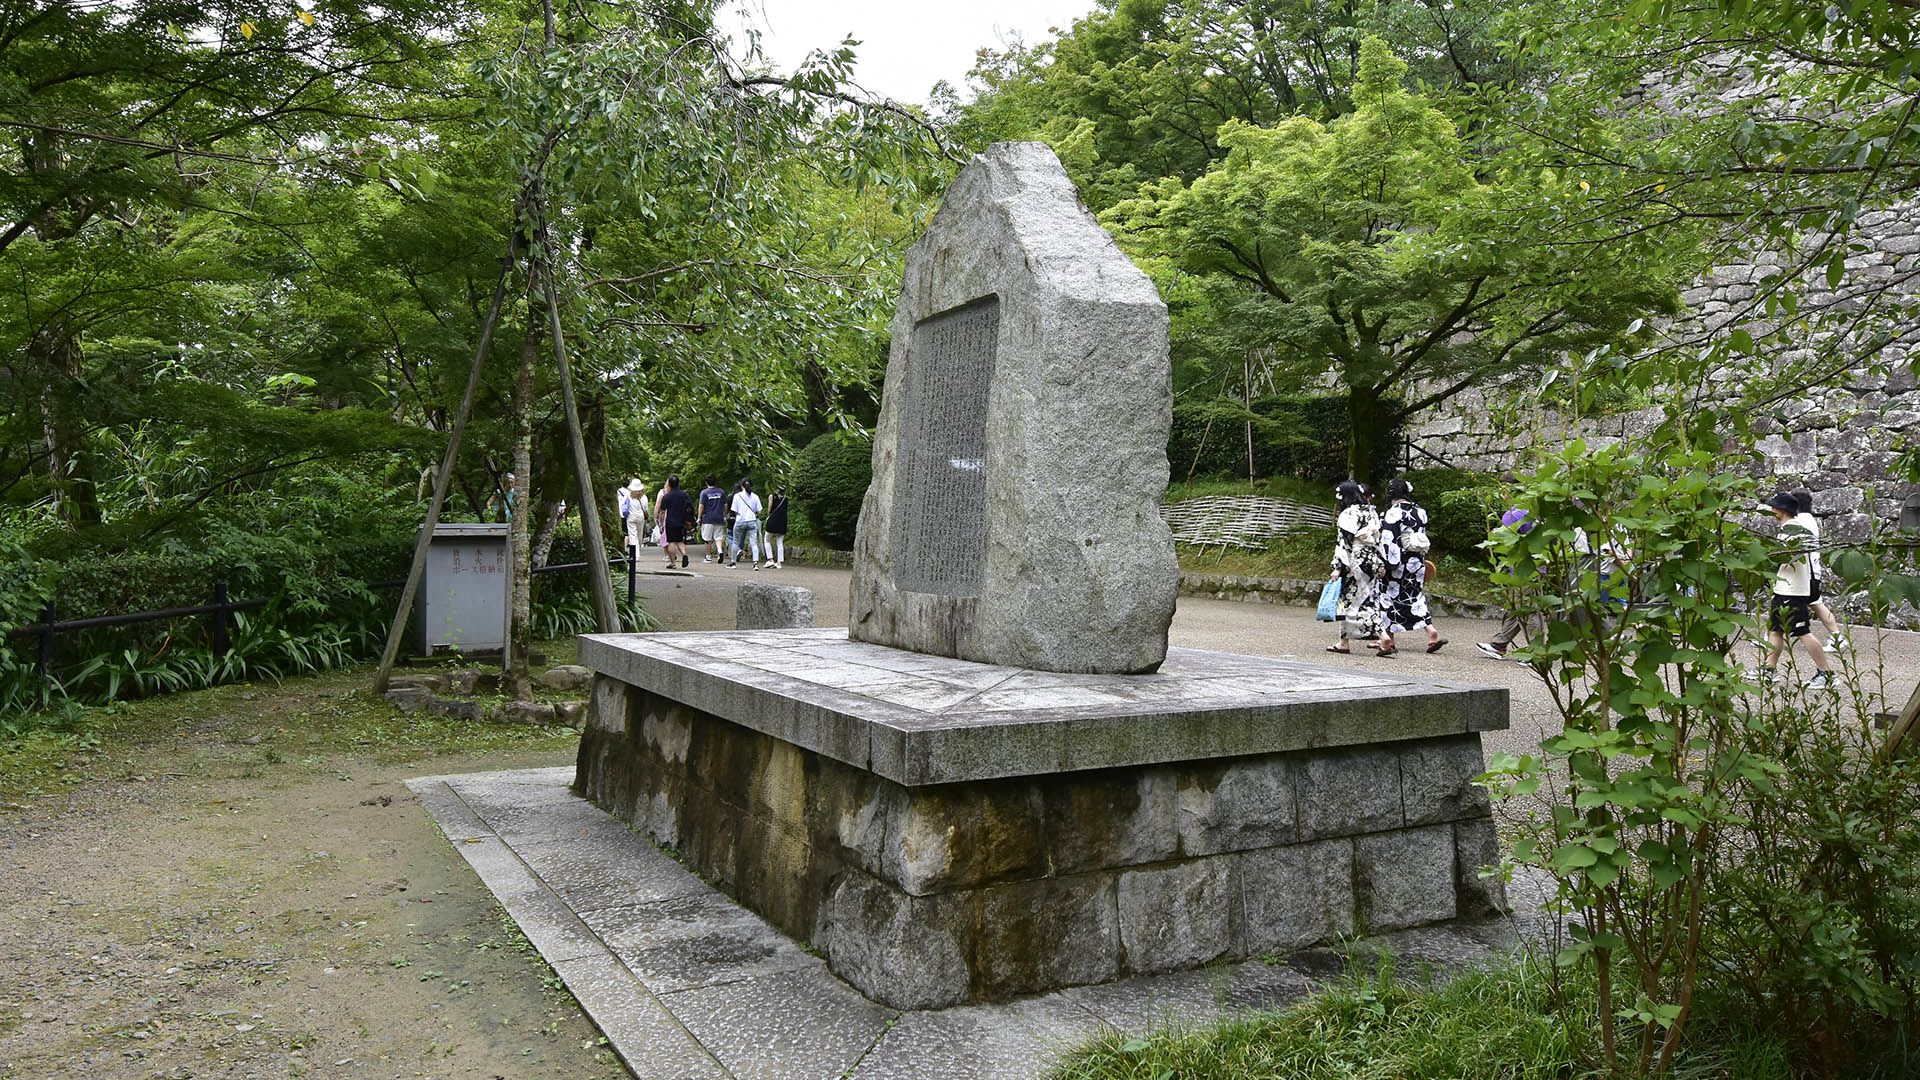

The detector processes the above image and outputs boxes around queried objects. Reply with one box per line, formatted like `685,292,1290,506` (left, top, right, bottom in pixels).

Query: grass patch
0,650,582,804
1165,476,1338,507
1174,534,1500,606
1048,957,1793,1080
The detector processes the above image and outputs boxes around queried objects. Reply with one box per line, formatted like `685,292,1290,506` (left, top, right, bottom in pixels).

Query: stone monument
568,142,1511,1012
849,141,1179,674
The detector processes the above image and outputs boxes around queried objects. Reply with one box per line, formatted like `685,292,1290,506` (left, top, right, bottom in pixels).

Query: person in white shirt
1791,489,1847,649
618,478,648,566
1760,492,1836,689
728,477,765,569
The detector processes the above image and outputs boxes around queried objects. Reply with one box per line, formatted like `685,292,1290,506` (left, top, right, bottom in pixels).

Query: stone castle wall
1409,194,1920,547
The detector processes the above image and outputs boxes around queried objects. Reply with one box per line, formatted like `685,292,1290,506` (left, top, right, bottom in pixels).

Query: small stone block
817,871,971,1010
1453,819,1510,919
1043,768,1177,874
1355,825,1458,932
425,696,485,722
500,700,557,726
1294,746,1405,840
536,663,595,692
554,700,588,729
1116,859,1234,974
736,582,816,630
1176,756,1295,855
384,686,430,713
1238,839,1355,953
1399,736,1494,826
588,675,629,735
975,874,1121,999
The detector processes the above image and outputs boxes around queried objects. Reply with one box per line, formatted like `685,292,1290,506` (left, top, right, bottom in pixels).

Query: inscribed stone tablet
892,295,1000,596
849,142,1178,673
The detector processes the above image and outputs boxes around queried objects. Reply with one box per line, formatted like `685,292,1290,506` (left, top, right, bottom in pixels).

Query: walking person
620,478,648,569
698,475,728,564
1327,481,1387,654
763,484,789,569
1377,477,1446,656
1760,491,1837,689
1478,478,1537,660
1790,489,1848,649
655,475,693,569
729,478,765,569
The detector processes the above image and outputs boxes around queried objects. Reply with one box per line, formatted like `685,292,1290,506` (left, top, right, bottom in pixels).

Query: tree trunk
506,302,544,701
1347,382,1382,485
530,498,565,570
34,321,100,527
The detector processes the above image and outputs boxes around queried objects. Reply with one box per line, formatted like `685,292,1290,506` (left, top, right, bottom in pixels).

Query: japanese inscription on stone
892,295,1000,596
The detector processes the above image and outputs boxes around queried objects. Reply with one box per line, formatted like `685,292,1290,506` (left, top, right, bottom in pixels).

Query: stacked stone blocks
578,676,1505,1009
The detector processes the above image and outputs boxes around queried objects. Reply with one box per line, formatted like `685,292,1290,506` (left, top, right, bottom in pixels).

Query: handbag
1316,579,1342,622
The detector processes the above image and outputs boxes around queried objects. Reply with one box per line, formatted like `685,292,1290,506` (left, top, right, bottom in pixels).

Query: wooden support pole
372,250,519,694
1881,680,1920,761
543,264,620,633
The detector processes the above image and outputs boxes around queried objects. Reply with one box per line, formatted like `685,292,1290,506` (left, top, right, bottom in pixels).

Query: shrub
1170,394,1404,485
791,432,873,548
1402,468,1501,563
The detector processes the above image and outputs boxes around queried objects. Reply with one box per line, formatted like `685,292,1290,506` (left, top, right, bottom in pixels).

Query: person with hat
618,478,649,568
1760,491,1836,690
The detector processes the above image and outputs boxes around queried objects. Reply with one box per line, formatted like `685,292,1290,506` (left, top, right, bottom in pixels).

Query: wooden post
1881,681,1920,761
35,600,55,683
542,266,619,633
211,582,231,656
372,250,519,694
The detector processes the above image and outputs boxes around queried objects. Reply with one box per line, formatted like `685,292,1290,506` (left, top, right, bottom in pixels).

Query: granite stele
570,142,1510,1011
848,141,1179,675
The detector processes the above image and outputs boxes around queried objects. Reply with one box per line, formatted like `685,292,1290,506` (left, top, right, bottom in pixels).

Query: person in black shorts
1760,492,1836,690
655,475,694,569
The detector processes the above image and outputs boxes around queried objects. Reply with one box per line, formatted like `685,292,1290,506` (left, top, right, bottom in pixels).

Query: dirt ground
0,669,616,1080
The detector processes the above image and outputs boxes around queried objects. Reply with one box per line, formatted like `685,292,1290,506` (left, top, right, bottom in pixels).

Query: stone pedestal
575,628,1508,1009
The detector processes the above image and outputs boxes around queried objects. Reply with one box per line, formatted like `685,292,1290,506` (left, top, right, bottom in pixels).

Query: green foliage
1402,469,1502,564
1699,686,1920,1073
1049,954,1784,1079
791,432,874,549
1171,394,1403,485
1103,37,1694,482
1482,442,1777,1074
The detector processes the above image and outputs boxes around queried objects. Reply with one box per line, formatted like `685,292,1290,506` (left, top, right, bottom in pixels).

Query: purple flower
1501,507,1534,534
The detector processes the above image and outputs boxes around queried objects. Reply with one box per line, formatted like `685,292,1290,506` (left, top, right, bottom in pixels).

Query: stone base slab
576,630,1509,1008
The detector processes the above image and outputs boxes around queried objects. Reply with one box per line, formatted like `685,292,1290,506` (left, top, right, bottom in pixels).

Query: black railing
4,554,634,683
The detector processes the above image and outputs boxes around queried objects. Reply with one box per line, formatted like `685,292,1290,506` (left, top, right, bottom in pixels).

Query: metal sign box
413,522,509,655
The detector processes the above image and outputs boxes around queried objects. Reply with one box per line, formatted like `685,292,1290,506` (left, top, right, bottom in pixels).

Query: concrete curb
1177,572,1507,621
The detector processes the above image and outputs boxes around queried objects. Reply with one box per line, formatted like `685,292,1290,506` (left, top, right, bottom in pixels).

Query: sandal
1374,646,1398,657
1325,645,1351,654
1426,638,1448,653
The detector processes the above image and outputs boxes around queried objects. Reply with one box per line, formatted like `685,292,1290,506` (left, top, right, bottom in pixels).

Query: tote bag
1315,579,1342,621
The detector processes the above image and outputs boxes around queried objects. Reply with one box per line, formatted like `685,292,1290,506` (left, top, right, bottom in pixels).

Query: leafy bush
1,472,417,723
1170,394,1405,485
791,431,873,548
1482,441,1920,1076
1402,468,1502,564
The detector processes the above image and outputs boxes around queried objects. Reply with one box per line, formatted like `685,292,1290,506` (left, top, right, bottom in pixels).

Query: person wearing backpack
1327,481,1387,654
1376,477,1446,656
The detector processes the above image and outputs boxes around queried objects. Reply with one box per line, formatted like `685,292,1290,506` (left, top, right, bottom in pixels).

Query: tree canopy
1101,37,1695,479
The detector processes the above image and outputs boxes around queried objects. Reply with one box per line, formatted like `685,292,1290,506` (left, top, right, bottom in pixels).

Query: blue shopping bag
1316,579,1341,622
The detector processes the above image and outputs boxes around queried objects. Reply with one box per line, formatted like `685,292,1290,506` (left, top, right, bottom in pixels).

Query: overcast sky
721,0,1099,105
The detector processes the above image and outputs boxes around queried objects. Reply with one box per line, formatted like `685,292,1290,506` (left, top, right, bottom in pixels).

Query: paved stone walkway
410,766,1540,1080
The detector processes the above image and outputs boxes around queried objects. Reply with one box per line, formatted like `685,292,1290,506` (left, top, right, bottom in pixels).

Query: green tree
1103,37,1695,481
